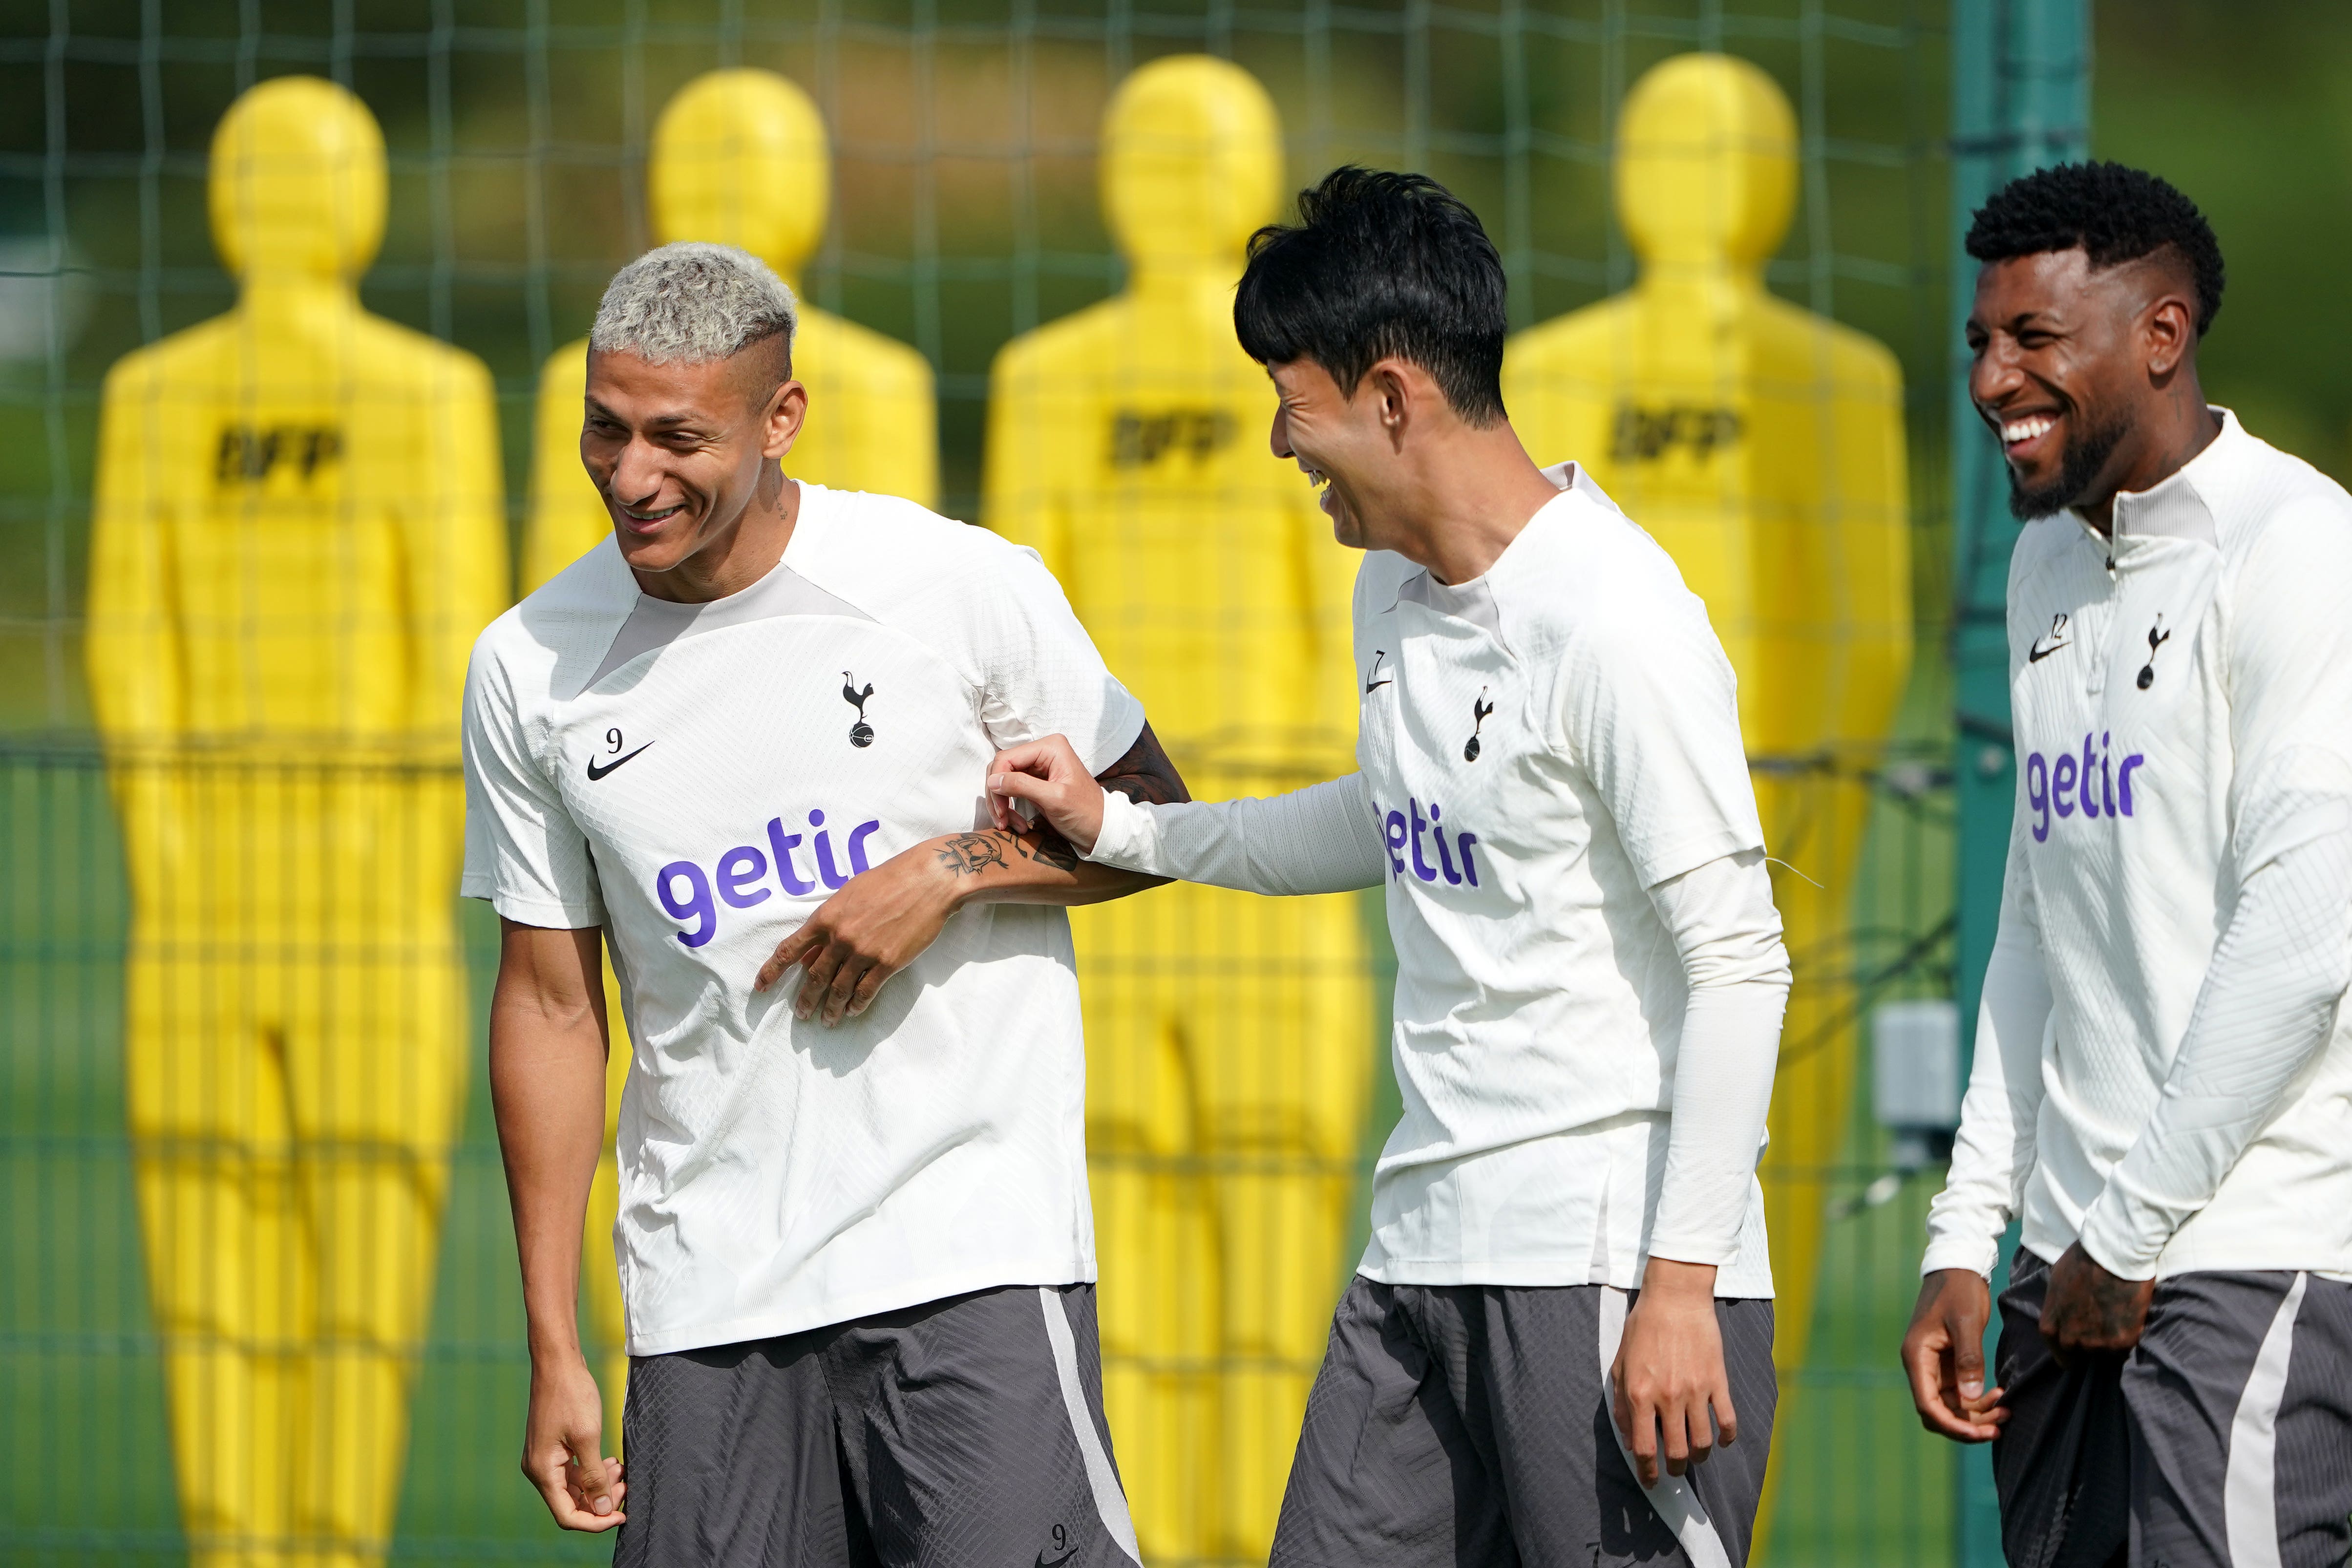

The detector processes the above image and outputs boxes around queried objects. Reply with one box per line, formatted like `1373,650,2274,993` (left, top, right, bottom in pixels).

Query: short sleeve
1561,590,1764,889
461,634,607,929
970,542,1145,776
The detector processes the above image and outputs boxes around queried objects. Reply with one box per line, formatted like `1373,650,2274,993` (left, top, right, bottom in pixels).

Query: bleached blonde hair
589,241,797,365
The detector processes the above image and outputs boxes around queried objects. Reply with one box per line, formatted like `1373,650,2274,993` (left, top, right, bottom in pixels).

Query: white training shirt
1925,412,2352,1282
1087,465,1788,1294
462,484,1143,1354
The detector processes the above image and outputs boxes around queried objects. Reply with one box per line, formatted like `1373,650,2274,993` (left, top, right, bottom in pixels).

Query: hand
987,734,1106,855
521,1350,625,1532
753,838,964,1025
1901,1269,2007,1441
1611,1258,1735,1488
2039,1241,2155,1362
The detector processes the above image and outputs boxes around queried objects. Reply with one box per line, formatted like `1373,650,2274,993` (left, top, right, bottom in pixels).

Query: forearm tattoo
934,827,1082,877
934,833,1013,876
1016,828,1083,872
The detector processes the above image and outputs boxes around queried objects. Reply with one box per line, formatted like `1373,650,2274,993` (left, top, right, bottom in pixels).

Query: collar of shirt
2068,406,2243,553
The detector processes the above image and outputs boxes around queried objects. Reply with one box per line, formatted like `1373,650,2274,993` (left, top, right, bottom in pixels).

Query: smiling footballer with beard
1905,162,2352,1568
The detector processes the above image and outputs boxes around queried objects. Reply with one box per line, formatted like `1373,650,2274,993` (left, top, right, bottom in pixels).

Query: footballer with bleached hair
465,240,1186,1566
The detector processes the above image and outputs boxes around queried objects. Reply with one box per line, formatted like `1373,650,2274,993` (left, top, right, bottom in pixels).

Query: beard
2008,406,2130,520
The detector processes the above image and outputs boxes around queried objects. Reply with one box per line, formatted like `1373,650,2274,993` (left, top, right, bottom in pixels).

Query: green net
0,2,1958,1564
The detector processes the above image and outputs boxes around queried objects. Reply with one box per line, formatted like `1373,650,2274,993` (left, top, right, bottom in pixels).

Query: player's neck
2082,384,2222,536
1379,424,1562,587
633,469,801,604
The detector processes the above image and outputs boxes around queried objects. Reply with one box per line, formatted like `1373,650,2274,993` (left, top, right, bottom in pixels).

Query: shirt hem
1356,1256,1774,1299
2024,1217,2352,1281
624,1256,1099,1357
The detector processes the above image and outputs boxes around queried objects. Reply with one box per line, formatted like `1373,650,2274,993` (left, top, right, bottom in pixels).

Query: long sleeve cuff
1919,1231,2006,1280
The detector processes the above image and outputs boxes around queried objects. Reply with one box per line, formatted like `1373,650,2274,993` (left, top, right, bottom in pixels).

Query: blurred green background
0,1,2341,1564
2092,0,2352,481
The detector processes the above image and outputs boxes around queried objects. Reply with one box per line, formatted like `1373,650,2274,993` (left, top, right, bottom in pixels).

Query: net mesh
0,2,1956,1564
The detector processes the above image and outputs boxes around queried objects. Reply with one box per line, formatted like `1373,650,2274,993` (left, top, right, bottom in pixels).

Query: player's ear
2142,290,2195,382
1366,358,1414,443
761,377,808,461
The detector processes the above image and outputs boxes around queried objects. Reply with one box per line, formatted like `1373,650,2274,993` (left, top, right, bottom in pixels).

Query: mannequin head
209,76,387,284
1615,53,1797,274
1101,55,1283,275
650,69,829,280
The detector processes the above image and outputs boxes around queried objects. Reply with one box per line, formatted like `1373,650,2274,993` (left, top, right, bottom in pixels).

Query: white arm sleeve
2076,745,2352,1279
1644,848,1792,1268
1084,772,1388,896
1920,825,2052,1278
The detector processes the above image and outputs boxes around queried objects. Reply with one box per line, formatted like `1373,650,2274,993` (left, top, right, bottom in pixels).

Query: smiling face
1966,247,2186,520
1266,356,1404,551
581,339,805,585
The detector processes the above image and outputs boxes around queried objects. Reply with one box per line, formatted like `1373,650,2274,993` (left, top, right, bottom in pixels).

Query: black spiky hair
1234,166,1508,425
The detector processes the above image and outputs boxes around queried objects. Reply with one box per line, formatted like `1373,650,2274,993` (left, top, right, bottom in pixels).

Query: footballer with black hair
989,166,1794,1567
1906,161,2352,1568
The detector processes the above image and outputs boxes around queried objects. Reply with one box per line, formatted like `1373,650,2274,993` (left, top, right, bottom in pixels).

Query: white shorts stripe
2225,1271,2307,1568
1598,1286,1735,1568
1038,1287,1144,1567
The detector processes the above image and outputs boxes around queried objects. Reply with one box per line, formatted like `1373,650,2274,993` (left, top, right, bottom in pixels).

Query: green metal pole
1949,2,2089,1563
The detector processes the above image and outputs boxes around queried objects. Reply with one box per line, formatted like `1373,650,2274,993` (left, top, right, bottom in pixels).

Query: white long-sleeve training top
1925,412,2352,1283
1085,464,1792,1293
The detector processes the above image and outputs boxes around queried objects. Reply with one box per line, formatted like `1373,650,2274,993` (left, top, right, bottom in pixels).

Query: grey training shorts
613,1283,1140,1568
1269,1275,1779,1568
1992,1247,2352,1568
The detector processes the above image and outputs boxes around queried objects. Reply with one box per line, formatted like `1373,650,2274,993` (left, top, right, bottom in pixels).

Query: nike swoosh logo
1365,678,1392,692
1035,1552,1079,1568
586,742,654,781
2028,639,2068,663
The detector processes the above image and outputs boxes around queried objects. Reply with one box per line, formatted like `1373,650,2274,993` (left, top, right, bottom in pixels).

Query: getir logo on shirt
1380,797,1483,887
2023,732,2148,843
656,806,883,948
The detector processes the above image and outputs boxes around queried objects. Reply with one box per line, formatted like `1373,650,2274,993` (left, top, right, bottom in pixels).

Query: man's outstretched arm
986,731,1388,895
755,722,1190,1025
488,918,627,1533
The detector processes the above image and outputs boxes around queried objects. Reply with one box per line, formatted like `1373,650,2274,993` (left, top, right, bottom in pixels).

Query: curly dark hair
1965,161,2225,335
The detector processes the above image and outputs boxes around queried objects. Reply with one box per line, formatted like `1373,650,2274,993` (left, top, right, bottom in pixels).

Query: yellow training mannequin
985,55,1370,1561
1503,51,1911,1538
521,67,939,1432
85,77,506,1568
